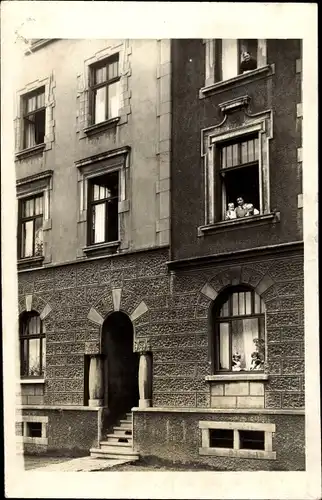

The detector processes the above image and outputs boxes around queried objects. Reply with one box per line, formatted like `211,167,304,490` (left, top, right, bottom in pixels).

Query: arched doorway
102,311,139,421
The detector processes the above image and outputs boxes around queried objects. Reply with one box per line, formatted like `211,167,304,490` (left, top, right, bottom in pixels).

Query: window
209,429,234,448
26,422,42,438
87,171,119,245
19,311,46,378
214,287,266,373
18,194,44,259
218,135,260,222
239,430,265,451
22,87,46,149
215,39,265,82
90,55,120,125
199,421,276,460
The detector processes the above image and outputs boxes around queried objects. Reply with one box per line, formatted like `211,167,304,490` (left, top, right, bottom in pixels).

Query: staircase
90,412,139,461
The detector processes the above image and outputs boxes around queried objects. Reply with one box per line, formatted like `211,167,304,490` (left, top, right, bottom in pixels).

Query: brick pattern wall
18,248,170,406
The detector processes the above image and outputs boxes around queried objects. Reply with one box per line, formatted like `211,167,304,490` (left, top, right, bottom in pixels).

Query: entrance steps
90,412,139,461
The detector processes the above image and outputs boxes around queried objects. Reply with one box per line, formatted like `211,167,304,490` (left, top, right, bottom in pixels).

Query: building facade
15,38,304,471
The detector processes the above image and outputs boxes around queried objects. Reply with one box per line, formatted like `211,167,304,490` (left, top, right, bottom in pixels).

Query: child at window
225,202,237,220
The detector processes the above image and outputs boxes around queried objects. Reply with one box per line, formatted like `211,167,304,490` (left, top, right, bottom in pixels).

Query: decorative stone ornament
134,337,151,354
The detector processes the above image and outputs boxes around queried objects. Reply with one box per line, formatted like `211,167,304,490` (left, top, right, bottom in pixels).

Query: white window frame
199,420,276,460
201,106,273,227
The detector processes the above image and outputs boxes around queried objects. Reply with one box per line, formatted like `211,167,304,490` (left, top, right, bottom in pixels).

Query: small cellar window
26,422,42,438
209,429,234,448
239,430,265,450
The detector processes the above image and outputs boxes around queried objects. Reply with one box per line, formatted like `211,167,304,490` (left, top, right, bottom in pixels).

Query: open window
217,135,260,222
214,39,266,82
87,171,119,245
18,194,44,259
22,87,46,149
212,286,266,373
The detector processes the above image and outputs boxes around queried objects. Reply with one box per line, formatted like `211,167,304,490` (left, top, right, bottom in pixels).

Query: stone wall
133,410,305,471
18,248,170,406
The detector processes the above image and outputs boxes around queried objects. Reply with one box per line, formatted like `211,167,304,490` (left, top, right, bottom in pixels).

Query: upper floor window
89,55,120,125
22,87,46,149
219,135,260,222
18,194,44,259
213,287,266,373
19,311,46,378
87,171,119,245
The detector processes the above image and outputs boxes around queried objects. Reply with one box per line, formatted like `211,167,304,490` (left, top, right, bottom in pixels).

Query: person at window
250,351,263,370
240,51,257,73
235,197,248,218
225,202,237,220
232,352,242,371
245,203,260,217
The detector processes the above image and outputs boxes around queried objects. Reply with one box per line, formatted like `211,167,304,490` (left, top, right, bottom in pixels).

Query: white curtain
94,203,105,243
222,40,238,80
232,318,259,370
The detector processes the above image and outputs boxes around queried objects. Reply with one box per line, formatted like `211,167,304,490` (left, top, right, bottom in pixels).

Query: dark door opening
102,311,139,421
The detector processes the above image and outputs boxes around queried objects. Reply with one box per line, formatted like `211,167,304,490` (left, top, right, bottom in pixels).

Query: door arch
102,311,139,420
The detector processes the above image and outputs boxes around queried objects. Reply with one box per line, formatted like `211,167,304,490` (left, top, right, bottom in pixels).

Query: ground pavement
22,455,131,472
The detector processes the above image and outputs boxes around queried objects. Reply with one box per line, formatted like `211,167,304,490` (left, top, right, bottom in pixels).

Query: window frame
213,286,266,374
18,194,44,260
87,170,120,246
22,86,46,150
19,311,46,379
89,54,120,125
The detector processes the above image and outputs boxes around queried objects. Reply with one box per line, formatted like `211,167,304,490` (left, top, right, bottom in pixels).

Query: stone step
119,419,132,425
90,447,139,461
112,429,132,437
100,441,133,449
106,434,133,443
113,425,132,432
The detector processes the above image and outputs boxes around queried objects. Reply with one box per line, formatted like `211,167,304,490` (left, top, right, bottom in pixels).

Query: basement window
26,422,42,438
209,429,234,448
239,430,265,450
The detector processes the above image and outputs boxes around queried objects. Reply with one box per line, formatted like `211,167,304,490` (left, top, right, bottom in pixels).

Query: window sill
198,212,280,237
83,240,120,257
20,378,45,384
206,374,268,382
15,143,45,161
199,447,276,460
199,64,275,98
18,255,44,270
84,117,120,136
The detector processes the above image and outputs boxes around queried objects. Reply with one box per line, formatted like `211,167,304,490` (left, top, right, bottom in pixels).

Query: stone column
88,355,104,407
138,351,152,409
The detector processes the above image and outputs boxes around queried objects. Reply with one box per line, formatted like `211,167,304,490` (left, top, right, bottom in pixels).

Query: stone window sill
199,447,276,460
198,212,280,237
15,143,45,161
84,117,120,137
18,255,44,270
20,378,45,384
199,65,274,98
206,374,269,382
83,240,120,257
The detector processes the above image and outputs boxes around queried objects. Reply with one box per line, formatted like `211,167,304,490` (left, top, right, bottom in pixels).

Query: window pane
210,429,234,448
29,338,41,376
232,144,239,166
245,291,252,314
232,318,259,370
219,323,230,370
260,298,266,313
28,315,40,335
108,60,119,80
108,81,120,119
34,109,46,145
21,340,28,376
34,196,43,216
221,147,227,169
23,199,34,218
36,91,45,109
239,39,258,73
93,184,100,201
107,198,119,242
93,203,105,243
254,137,259,160
94,87,106,124
24,119,36,148
232,292,239,316
95,66,107,84
99,185,106,200
27,95,37,113
222,39,238,80
34,218,43,256
238,292,245,315
241,141,248,164
248,139,255,162
226,145,232,168
239,430,264,450
22,220,34,258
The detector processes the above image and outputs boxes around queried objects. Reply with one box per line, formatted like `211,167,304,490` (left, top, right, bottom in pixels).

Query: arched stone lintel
20,294,52,320
255,274,275,297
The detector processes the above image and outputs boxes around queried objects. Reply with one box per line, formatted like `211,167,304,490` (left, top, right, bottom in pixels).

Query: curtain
222,39,238,80
232,318,259,370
